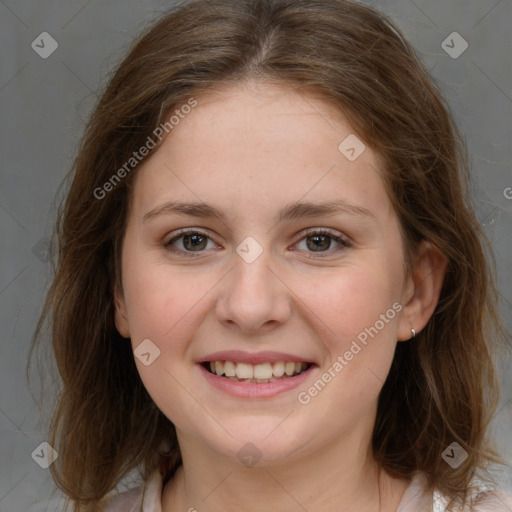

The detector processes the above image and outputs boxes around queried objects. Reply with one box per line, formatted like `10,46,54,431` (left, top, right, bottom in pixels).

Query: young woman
30,0,512,510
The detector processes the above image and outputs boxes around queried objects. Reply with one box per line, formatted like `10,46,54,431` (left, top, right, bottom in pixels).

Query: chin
198,421,312,466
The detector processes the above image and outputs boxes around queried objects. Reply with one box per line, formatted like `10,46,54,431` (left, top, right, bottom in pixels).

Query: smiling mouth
202,360,312,383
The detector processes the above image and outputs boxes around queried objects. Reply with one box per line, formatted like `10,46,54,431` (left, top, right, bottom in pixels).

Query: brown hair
28,0,509,510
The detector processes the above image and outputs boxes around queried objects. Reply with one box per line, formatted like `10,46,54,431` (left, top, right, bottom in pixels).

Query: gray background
1,0,511,510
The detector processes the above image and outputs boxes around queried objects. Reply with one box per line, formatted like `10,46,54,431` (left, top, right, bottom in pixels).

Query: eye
164,229,219,257
163,228,351,258
293,228,351,257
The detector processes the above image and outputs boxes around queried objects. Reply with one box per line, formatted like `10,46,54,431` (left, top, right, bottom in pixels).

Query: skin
114,80,447,512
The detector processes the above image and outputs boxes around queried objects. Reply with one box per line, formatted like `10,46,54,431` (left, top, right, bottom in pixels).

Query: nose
215,242,292,335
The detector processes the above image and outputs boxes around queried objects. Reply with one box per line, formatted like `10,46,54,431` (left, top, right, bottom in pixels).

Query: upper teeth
209,361,308,380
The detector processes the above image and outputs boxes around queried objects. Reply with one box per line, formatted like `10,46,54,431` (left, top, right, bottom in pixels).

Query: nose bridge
216,234,291,332
232,234,276,302
235,238,272,288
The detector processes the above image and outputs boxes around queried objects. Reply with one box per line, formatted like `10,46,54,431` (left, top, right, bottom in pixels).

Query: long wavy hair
28,0,509,510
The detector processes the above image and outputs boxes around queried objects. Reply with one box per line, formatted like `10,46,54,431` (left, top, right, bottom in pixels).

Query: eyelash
163,228,352,258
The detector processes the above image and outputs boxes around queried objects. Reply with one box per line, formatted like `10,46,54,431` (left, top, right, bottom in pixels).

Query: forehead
130,81,392,224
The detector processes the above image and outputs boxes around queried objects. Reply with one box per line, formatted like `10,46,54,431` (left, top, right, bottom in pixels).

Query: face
115,81,421,466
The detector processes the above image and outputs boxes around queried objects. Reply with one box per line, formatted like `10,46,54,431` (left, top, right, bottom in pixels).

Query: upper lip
197,350,316,365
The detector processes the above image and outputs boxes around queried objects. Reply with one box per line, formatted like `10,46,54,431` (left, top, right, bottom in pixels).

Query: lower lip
197,363,316,398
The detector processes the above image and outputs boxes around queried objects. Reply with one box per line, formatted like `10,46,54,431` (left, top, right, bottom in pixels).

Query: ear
397,240,448,341
114,282,131,338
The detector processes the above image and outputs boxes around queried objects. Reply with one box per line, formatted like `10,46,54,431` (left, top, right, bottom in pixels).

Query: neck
162,428,408,512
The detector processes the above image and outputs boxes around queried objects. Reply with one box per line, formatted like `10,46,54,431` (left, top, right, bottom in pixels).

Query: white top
100,468,512,511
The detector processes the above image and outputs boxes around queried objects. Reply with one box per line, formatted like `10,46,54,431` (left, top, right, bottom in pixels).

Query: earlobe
114,285,131,338
397,240,448,341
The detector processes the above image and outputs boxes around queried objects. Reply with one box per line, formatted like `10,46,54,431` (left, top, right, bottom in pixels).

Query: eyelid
164,227,213,244
297,227,349,242
164,228,220,257
291,227,352,257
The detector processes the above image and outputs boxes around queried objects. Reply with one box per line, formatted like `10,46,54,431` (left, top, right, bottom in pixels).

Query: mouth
201,360,313,383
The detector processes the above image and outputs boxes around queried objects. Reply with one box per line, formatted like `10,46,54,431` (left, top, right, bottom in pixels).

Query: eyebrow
143,199,376,223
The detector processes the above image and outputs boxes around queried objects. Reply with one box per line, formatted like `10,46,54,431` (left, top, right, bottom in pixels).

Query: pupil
184,234,206,251
307,235,330,251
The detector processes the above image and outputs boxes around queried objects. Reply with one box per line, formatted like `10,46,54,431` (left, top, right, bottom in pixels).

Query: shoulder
398,472,512,511
99,468,164,512
433,477,512,512
472,490,512,511
99,485,143,512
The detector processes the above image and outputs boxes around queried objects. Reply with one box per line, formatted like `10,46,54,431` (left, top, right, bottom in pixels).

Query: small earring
411,328,416,339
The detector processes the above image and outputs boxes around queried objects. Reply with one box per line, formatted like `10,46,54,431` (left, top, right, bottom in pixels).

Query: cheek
122,258,206,421
308,266,403,405
123,250,203,339
293,263,404,412
294,263,402,342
